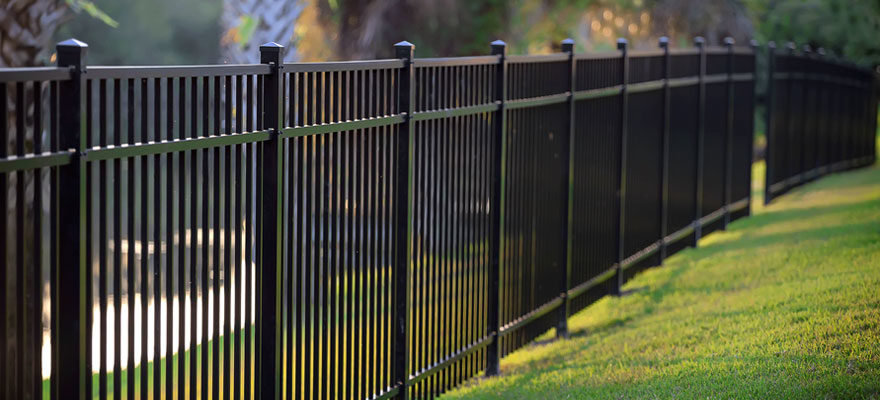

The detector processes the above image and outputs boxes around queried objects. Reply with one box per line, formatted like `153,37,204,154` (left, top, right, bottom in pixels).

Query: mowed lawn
442,160,880,399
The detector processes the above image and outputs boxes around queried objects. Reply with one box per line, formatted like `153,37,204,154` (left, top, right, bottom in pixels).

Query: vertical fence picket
32,78,42,400
0,80,5,400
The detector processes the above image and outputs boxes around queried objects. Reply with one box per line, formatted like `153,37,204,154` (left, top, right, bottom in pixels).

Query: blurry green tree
302,0,756,58
649,0,753,45
746,0,880,67
303,0,509,59
5,0,879,67
55,0,222,65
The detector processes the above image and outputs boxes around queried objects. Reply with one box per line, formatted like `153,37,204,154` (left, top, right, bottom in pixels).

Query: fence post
723,37,735,228
764,42,776,205
486,39,507,376
614,38,628,295
558,38,575,339
55,38,89,400
693,36,706,247
393,40,415,398
258,42,283,400
658,36,671,262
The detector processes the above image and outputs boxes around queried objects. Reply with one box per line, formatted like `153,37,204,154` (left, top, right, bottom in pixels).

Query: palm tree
220,0,306,63
0,0,72,67
1,0,116,67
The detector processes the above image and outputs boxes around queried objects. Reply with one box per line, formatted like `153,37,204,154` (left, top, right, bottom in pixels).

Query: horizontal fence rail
0,35,875,400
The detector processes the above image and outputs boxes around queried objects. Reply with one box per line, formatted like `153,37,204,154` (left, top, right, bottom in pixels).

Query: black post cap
259,42,284,64
56,38,88,67
259,41,283,52
394,40,414,59
490,40,507,56
561,38,574,53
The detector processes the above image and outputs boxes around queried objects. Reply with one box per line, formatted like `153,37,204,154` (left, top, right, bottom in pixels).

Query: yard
442,159,880,399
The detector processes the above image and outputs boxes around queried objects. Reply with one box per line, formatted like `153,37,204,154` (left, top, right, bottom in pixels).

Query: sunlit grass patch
442,162,880,399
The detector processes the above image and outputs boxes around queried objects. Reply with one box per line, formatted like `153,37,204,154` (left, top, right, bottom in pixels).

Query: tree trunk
220,0,306,63
0,0,71,67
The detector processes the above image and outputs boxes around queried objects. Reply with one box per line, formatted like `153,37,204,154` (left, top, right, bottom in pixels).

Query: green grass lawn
442,160,880,399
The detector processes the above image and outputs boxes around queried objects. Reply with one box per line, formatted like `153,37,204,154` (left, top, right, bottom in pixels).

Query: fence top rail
705,46,730,55
630,49,665,58
0,66,72,83
833,59,872,75
575,50,621,60
507,53,570,63
573,46,753,60
699,46,755,56
777,53,874,74
87,64,271,79
669,48,700,56
414,55,501,67
283,58,404,72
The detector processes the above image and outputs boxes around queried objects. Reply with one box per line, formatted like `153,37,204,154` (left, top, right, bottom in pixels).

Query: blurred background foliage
56,0,222,64
746,0,880,66
0,0,878,67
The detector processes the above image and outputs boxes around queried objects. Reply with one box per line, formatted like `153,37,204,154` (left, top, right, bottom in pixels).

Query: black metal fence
763,43,878,203
0,35,873,400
